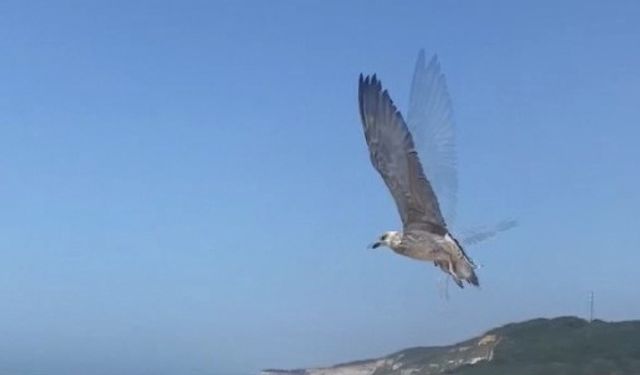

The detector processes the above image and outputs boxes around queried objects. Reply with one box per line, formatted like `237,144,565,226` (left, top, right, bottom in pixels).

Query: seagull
358,74,478,288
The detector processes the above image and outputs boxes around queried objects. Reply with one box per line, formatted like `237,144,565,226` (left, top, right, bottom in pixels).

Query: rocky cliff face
261,334,500,375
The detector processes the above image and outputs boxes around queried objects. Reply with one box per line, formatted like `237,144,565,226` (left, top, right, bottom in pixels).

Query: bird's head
369,231,401,250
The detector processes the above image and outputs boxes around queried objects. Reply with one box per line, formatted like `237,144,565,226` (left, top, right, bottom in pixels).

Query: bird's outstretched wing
407,50,458,225
461,219,518,246
358,74,447,234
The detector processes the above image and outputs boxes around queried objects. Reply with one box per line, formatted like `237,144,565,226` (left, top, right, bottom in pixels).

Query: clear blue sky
1,1,639,374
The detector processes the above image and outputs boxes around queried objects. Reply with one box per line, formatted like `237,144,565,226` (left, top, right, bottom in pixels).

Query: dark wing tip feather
467,272,480,287
453,277,464,289
417,48,426,65
358,74,373,128
358,74,405,130
429,53,439,66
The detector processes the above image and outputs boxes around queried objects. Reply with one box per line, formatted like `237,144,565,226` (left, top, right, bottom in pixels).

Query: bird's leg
446,260,463,288
447,260,456,277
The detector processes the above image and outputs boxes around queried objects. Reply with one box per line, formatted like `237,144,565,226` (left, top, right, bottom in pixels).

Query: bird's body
376,228,478,288
358,72,479,288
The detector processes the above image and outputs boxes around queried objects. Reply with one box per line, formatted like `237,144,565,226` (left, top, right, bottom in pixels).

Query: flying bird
358,74,478,288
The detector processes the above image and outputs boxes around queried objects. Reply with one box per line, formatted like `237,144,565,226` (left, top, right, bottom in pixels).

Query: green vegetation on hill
262,317,640,375
455,317,640,375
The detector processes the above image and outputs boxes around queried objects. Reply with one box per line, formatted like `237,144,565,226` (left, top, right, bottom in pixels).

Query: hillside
261,317,640,375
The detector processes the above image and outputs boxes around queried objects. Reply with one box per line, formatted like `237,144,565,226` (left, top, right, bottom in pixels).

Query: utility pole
588,291,595,323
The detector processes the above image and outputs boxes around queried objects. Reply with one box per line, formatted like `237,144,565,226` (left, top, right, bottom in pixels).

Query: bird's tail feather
457,257,479,287
443,233,480,287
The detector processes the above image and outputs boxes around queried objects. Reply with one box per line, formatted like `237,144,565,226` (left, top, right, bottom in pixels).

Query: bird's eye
381,234,387,241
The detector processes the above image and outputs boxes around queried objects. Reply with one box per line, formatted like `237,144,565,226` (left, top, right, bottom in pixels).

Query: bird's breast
394,243,443,262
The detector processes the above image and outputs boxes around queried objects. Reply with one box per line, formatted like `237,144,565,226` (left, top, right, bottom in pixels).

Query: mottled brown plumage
359,74,478,288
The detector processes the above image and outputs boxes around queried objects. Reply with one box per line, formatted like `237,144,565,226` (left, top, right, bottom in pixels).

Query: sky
1,1,639,374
